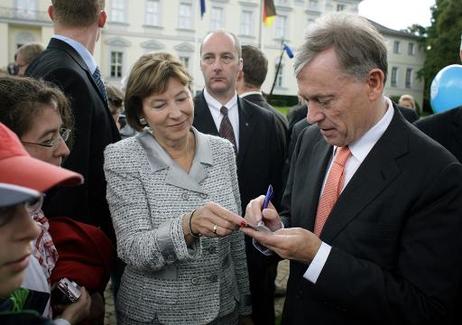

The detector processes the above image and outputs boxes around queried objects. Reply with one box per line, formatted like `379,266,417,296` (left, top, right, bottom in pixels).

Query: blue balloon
431,64,462,113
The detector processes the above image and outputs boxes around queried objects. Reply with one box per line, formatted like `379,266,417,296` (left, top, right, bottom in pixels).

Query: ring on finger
213,224,218,234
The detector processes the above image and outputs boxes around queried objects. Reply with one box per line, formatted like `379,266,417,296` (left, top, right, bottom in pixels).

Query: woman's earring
139,117,146,126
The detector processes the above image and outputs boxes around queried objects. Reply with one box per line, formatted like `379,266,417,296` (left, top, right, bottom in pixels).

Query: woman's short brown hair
0,76,73,138
124,52,192,131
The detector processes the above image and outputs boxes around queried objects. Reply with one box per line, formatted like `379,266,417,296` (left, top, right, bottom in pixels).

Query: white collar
343,97,394,163
203,88,238,111
240,91,262,98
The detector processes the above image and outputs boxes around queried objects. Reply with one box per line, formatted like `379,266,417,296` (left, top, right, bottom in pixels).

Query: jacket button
200,193,207,199
191,277,200,285
181,192,189,200
207,246,216,254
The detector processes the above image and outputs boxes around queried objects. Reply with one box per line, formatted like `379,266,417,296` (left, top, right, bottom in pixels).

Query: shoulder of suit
240,98,273,118
105,136,142,158
415,108,458,128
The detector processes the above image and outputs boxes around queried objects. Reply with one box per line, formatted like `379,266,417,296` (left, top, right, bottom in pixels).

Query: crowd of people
1,0,462,325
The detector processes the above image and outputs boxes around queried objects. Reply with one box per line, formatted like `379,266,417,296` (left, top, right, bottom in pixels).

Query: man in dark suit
193,31,286,325
26,0,120,241
236,44,288,145
414,106,462,162
242,13,462,325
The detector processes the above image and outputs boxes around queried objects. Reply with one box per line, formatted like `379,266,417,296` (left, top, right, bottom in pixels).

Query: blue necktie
92,67,108,104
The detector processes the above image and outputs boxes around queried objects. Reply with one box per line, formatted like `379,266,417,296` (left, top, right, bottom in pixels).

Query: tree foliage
419,0,462,112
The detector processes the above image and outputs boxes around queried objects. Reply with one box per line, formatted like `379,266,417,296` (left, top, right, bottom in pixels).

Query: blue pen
244,185,274,232
262,184,273,210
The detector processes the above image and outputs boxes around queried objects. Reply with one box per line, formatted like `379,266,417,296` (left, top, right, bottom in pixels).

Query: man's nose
211,58,223,70
306,103,323,124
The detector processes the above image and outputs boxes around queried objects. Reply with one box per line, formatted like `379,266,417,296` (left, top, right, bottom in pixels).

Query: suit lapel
237,98,256,168
293,136,332,231
137,131,208,195
194,92,219,136
321,107,408,242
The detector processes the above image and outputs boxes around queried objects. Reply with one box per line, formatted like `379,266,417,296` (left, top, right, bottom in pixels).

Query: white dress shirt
304,97,395,283
203,88,240,150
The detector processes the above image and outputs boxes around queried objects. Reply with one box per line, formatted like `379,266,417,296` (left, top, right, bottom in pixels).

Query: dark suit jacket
281,105,462,324
194,92,286,324
193,92,286,212
414,106,462,162
287,103,307,138
242,93,288,143
399,106,419,123
26,38,120,241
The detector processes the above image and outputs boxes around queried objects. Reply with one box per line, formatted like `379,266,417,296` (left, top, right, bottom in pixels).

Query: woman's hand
187,202,247,238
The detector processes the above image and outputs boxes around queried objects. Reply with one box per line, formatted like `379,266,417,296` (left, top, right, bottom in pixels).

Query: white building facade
0,0,424,106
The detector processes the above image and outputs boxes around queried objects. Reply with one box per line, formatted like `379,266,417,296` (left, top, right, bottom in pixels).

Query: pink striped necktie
314,146,351,236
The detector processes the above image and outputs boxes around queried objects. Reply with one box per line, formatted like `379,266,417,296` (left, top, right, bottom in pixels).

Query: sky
358,0,436,31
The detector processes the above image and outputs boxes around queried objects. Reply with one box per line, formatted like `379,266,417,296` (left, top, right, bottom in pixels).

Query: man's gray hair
294,13,388,82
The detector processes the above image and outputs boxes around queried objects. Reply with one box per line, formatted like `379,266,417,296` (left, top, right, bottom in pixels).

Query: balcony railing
0,7,50,23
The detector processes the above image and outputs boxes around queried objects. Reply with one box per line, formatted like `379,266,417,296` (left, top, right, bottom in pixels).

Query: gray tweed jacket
104,128,251,324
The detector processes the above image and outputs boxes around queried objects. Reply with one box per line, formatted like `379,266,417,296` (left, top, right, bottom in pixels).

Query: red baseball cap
0,123,83,192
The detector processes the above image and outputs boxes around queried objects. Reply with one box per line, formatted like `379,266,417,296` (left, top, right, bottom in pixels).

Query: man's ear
48,5,55,21
237,70,244,82
98,10,107,28
366,69,385,101
238,57,243,72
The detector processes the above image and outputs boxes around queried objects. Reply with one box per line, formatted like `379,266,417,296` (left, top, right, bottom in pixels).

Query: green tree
420,0,462,113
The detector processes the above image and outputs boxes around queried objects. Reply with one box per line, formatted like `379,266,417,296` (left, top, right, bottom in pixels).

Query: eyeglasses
22,128,71,149
0,194,44,227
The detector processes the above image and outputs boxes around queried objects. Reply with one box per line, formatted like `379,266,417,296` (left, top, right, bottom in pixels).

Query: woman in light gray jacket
104,53,252,325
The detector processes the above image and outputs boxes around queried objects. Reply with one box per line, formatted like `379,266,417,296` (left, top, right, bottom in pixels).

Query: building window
408,42,415,56
111,0,126,22
110,51,123,78
393,40,400,54
391,67,398,87
16,0,37,18
179,56,190,70
240,10,254,36
405,68,412,88
275,64,284,88
178,3,193,29
145,0,160,26
275,15,287,39
275,0,289,4
336,4,345,11
210,7,224,31
308,0,319,10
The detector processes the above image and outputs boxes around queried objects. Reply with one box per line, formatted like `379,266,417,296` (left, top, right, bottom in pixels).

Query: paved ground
104,259,289,324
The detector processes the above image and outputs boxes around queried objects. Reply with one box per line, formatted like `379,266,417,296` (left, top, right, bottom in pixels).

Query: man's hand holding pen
241,185,322,263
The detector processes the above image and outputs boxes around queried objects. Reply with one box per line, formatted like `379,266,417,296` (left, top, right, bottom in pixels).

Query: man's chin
209,85,230,96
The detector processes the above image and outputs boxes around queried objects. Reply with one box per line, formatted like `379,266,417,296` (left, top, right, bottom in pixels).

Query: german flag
263,0,276,27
